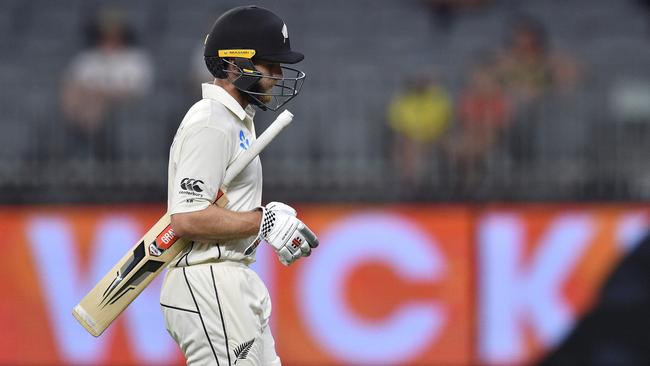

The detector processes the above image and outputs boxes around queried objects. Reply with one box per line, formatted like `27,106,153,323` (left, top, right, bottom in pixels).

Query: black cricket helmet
204,6,306,111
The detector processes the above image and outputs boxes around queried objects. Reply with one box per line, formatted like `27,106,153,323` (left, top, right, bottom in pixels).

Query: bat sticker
101,241,164,307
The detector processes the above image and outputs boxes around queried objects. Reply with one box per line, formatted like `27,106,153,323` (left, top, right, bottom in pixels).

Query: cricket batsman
160,6,318,365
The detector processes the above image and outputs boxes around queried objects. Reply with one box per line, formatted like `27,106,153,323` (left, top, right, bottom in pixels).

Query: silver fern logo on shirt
233,339,255,364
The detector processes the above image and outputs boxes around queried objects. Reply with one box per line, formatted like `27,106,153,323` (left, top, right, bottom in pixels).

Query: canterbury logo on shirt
179,178,204,194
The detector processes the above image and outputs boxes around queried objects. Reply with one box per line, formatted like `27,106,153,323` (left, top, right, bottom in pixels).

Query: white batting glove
245,202,319,265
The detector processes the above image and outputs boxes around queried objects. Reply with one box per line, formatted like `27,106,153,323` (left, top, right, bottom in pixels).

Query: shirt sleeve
169,126,233,215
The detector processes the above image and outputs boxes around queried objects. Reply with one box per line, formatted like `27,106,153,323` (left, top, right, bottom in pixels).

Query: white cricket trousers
160,261,281,366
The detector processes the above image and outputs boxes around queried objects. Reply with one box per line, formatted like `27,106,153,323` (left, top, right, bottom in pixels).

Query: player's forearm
170,205,261,241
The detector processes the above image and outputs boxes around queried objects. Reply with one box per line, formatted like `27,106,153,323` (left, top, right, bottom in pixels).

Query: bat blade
72,110,294,337
73,214,188,336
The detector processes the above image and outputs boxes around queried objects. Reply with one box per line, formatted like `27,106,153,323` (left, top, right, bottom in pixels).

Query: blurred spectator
495,14,578,103
60,7,154,160
387,73,452,189
444,60,511,193
494,14,579,163
609,78,650,124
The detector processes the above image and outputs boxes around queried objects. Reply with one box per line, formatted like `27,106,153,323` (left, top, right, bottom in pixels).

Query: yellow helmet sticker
218,49,256,58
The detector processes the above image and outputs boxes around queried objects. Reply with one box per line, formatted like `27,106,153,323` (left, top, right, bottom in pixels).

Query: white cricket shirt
167,83,263,266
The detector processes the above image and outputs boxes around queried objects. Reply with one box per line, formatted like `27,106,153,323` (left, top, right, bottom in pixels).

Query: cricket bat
72,110,294,337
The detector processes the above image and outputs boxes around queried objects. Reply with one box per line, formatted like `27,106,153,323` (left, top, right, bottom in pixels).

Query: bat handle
222,109,294,187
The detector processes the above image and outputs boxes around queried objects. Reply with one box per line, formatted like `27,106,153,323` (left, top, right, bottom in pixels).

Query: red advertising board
0,204,646,365
275,205,474,365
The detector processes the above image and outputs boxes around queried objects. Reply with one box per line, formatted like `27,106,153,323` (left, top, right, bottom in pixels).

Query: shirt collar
202,83,252,121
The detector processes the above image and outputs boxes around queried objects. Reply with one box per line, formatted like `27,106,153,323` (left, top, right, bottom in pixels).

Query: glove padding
247,202,318,265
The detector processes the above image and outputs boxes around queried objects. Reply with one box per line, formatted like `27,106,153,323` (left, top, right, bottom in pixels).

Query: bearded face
250,62,282,103
220,58,303,111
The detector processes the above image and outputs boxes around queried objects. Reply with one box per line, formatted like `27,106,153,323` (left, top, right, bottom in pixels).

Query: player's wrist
243,207,266,255
244,208,263,236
